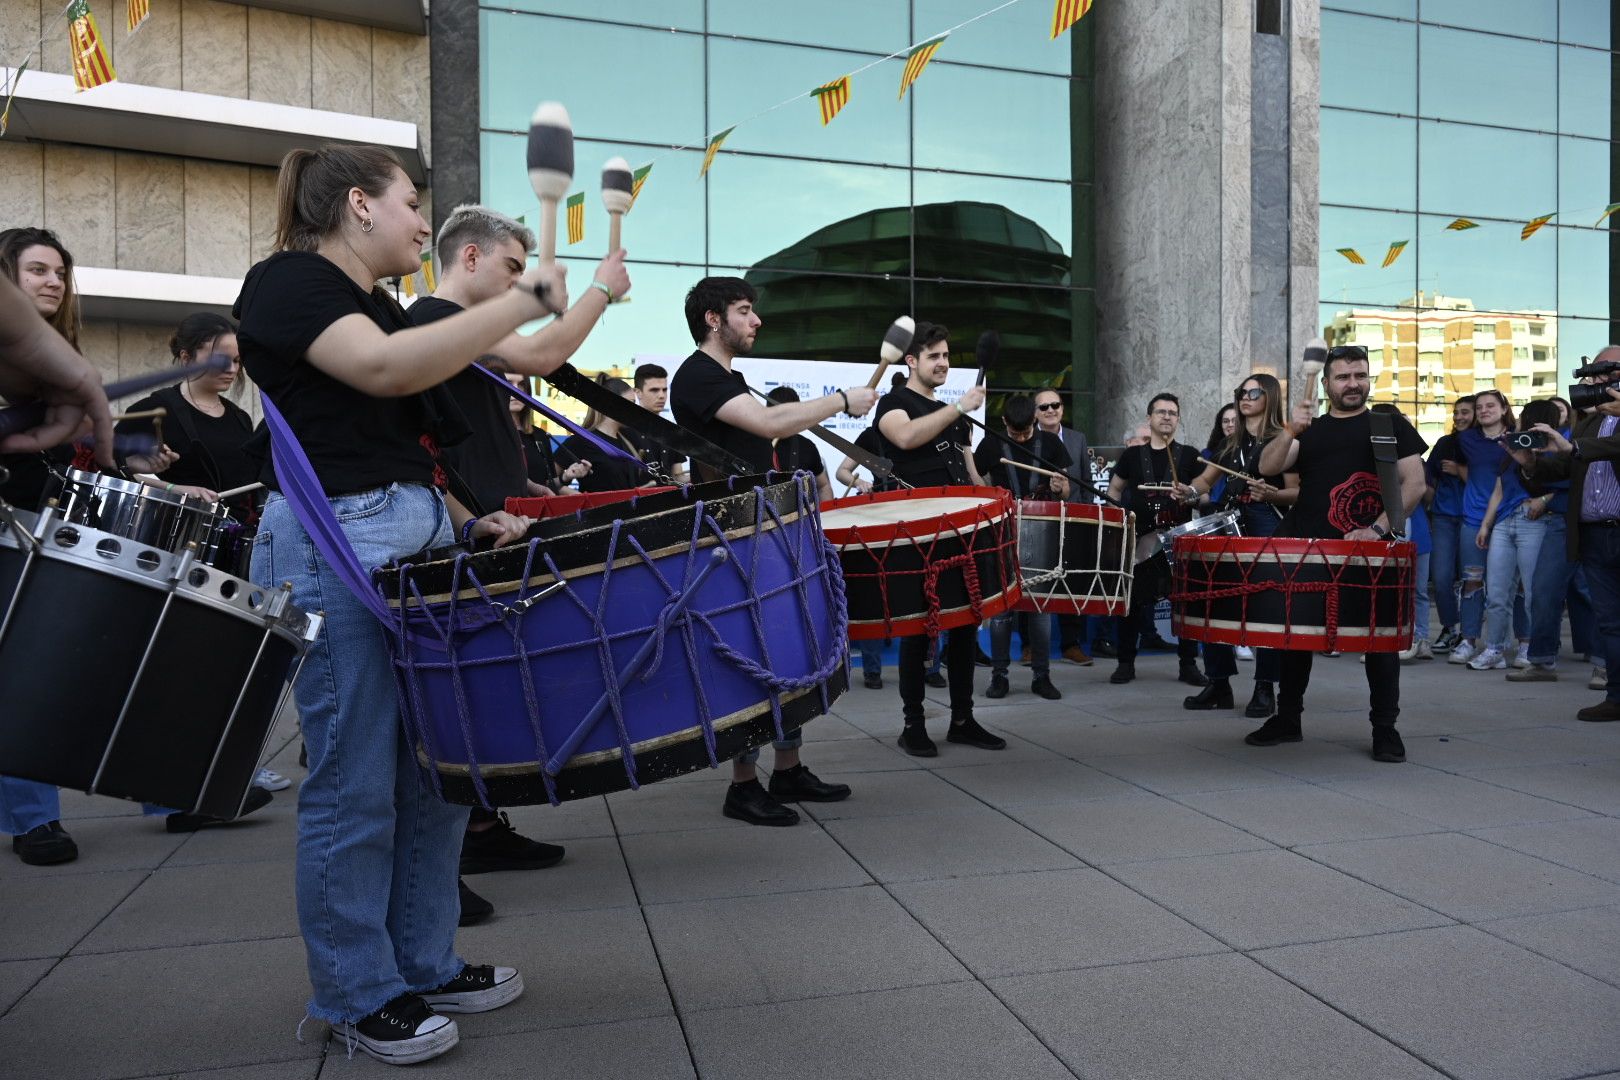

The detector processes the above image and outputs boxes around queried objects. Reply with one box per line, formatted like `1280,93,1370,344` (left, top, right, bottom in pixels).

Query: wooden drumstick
1000,457,1069,482
110,408,166,422
215,481,266,500
527,102,575,265
869,315,914,390
1200,457,1260,484
601,156,632,255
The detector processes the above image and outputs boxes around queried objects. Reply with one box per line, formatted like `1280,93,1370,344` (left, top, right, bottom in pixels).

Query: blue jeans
1484,507,1546,650
1578,524,1620,704
1413,551,1431,644
1528,515,1578,666
252,485,466,1025
0,776,60,835
1430,513,1465,630
992,610,1049,677
857,638,882,672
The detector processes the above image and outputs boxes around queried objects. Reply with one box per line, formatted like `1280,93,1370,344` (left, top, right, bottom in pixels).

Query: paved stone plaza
4,647,1620,1080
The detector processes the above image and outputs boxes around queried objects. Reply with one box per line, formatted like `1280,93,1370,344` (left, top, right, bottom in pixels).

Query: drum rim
1015,499,1128,522
820,484,1014,544
61,467,216,513
1160,509,1243,541
1174,535,1416,559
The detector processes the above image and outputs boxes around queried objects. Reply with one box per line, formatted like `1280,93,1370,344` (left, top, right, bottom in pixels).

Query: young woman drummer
1177,372,1298,719
236,144,563,1066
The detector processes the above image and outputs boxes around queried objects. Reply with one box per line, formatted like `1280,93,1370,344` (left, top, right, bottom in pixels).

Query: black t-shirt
519,429,556,488
558,431,645,493
1211,431,1284,507
974,430,1071,499
1112,442,1202,524
1286,410,1427,539
234,251,455,496
774,433,825,476
670,350,772,478
0,445,75,511
625,428,685,480
874,385,972,488
118,384,257,494
408,296,529,517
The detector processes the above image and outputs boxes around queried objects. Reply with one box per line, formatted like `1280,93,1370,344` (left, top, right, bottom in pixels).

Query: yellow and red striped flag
127,0,150,34
812,76,851,126
1596,203,1620,227
419,250,436,292
1381,240,1409,268
630,164,652,208
1444,218,1478,231
0,61,27,138
565,192,585,245
1521,213,1555,241
1050,0,1093,39
1336,247,1365,265
898,36,945,100
699,127,733,178
68,0,117,92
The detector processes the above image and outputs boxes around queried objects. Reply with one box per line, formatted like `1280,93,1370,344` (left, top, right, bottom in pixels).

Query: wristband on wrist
589,280,614,303
164,482,175,493
837,389,850,414
460,518,478,543
1370,522,1389,539
954,401,966,415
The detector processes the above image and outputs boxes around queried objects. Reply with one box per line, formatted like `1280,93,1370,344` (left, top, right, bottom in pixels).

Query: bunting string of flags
1445,218,1478,231
565,191,585,244
67,0,116,92
629,164,652,208
1050,0,1094,39
898,36,947,99
127,0,150,35
1380,240,1408,268
698,127,733,178
1337,248,1366,265
811,76,851,126
1334,203,1620,273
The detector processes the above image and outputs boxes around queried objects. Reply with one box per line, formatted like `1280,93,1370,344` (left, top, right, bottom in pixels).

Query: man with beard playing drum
1255,345,1427,762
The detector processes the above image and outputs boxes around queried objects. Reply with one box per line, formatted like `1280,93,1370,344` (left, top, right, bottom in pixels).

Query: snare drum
1135,510,1243,603
819,486,1020,640
0,504,320,818
1013,500,1133,616
54,468,255,577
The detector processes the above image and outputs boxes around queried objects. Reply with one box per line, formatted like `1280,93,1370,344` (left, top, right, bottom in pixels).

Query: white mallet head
881,315,915,363
1302,336,1328,378
601,156,633,214
527,102,575,202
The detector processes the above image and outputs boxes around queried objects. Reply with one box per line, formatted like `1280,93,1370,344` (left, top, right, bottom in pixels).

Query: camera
1570,356,1620,411
1508,430,1548,451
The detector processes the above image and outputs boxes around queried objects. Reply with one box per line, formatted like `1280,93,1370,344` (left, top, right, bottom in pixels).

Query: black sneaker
897,725,938,757
458,878,493,927
1178,661,1208,687
924,670,948,688
768,764,851,803
1183,681,1234,710
1109,663,1135,684
863,669,883,690
986,674,1010,699
340,993,458,1066
165,785,273,833
1371,727,1407,763
1091,639,1118,659
946,717,1007,750
460,811,564,874
1244,717,1303,746
722,779,799,826
1031,677,1062,700
11,820,77,865
420,963,524,1014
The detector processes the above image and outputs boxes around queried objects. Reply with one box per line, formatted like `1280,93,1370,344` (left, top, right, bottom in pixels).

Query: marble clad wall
1288,0,1322,403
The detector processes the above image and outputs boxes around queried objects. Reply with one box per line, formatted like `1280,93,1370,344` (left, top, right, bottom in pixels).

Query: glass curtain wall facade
478,2,1096,431
1320,1,1619,436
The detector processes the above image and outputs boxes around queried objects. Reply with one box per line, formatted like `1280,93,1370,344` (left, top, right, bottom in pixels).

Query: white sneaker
255,768,291,792
1398,639,1434,662
1236,646,1255,661
1448,641,1478,665
1469,647,1507,671
1513,643,1531,669
1591,667,1608,691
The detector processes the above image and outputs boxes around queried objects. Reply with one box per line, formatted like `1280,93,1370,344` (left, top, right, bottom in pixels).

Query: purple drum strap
472,363,642,466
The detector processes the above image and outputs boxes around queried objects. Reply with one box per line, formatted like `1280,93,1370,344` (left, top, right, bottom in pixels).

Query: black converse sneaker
340,993,457,1066
419,963,525,1014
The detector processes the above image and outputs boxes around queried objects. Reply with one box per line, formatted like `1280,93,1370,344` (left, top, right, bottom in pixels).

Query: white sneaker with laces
1469,647,1507,671
1398,639,1434,662
255,768,291,792
1513,643,1531,669
1591,666,1608,691
1447,641,1478,665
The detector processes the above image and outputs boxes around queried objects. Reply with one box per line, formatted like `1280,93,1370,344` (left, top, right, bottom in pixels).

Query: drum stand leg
0,504,48,657
542,549,728,779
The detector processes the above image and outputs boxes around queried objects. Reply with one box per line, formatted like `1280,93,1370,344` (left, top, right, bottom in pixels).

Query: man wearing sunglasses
1257,345,1427,762
1034,389,1095,665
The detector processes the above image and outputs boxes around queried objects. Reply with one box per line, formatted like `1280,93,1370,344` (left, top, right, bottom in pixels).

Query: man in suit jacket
1034,388,1094,665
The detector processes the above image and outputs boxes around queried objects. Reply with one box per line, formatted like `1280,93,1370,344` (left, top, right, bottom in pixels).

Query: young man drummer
873,321,1004,756
669,276,878,826
1255,345,1426,762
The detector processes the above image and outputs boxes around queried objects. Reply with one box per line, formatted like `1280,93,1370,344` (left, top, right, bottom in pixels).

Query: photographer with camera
1509,346,1620,721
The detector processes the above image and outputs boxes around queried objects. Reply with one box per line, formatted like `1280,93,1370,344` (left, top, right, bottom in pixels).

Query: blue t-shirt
1426,433,1465,518
1458,427,1514,526
1406,501,1432,556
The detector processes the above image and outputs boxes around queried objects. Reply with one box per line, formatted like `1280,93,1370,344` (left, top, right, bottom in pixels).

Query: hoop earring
360,218,374,233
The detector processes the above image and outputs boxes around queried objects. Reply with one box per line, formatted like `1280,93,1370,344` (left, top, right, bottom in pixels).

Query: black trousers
1117,600,1198,665
900,625,976,726
1278,649,1400,727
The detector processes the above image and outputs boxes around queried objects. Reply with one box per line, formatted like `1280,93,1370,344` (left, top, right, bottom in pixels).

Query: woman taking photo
238,144,561,1065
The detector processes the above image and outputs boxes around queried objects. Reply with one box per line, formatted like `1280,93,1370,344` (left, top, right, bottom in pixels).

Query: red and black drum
819,486,1020,639
1013,500,1133,616
1171,535,1416,653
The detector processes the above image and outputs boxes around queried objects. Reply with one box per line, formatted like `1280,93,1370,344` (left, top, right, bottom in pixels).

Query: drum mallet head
1301,336,1327,379
601,156,633,214
881,315,915,364
975,329,999,386
527,102,575,201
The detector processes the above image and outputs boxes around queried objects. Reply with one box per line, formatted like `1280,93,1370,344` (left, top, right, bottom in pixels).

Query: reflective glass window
1418,121,1555,220
706,0,908,54
1559,45,1614,139
1561,0,1613,49
742,271,914,363
705,156,911,272
1419,24,1556,132
549,258,707,370
913,172,1076,275
1320,207,1420,308
1557,225,1616,321
1559,136,1612,224
914,64,1071,180
1558,316,1611,383
1322,109,1417,210
480,12,705,144
1415,212,1557,317
1322,11,1417,115
492,1,704,30
1322,0,1415,18
912,279,1084,389
706,40,909,167
1419,0,1557,40
914,0,1077,76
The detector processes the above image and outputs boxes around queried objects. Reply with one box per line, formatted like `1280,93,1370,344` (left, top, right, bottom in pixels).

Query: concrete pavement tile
1474,760,1620,815
994,953,1444,1080
162,809,299,868
163,1062,319,1080
0,812,188,879
490,796,616,841
795,769,983,821
889,867,1224,978
797,714,872,742
51,789,151,821
450,906,672,1034
1456,723,1620,761
1229,739,1427,783
1086,748,1299,794
1256,925,1620,1080
644,885,968,1009
0,957,51,1015
76,858,298,954
1011,716,1191,759
788,733,925,774
338,1017,696,1078
1007,793,1274,865
1469,816,1620,884
0,937,321,1080
605,781,752,836
683,981,1073,1080
0,869,144,960
622,823,869,905
821,805,1079,883
931,758,1137,806
1325,770,1595,829
1299,831,1620,922
920,727,1066,766
1481,905,1620,988
463,836,637,916
1111,849,1449,949
1175,783,1443,847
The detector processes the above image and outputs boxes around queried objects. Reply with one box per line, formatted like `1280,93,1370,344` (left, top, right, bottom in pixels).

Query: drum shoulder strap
1368,410,1407,538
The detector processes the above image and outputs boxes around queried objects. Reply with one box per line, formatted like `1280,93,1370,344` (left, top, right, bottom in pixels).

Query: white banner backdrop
641,354,987,486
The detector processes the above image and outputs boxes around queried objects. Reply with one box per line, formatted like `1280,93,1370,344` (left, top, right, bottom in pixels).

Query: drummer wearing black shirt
1256,346,1427,762
1107,393,1207,687
874,321,1007,757
669,275,877,827
766,385,833,502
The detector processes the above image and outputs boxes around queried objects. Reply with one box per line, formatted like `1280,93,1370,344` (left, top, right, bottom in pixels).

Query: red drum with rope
1012,500,1134,616
1171,536,1415,653
820,486,1020,640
